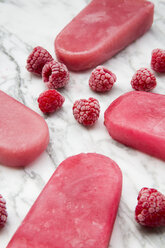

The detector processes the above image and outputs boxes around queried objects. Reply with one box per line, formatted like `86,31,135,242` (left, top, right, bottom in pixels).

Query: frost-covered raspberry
73,97,100,126
151,48,165,73
0,194,7,228
42,60,69,89
131,68,157,91
26,46,53,75
89,66,116,92
38,89,65,114
135,187,165,227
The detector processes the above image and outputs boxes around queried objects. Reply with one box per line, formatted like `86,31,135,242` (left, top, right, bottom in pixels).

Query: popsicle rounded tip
104,91,165,161
6,153,122,248
55,43,94,72
54,0,154,71
0,90,49,167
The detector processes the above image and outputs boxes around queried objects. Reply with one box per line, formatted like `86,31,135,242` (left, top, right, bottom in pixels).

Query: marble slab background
0,0,165,247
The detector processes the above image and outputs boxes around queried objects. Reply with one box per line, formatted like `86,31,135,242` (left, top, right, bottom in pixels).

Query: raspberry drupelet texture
0,194,7,228
89,66,117,92
42,60,69,89
26,46,53,76
131,68,157,91
38,89,65,114
73,97,100,126
135,187,165,227
151,48,165,73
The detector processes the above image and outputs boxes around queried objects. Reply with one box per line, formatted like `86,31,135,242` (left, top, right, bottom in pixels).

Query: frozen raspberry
135,187,165,227
151,48,165,73
73,97,100,126
0,194,7,228
89,66,116,92
38,89,65,114
42,60,69,89
131,68,157,91
26,46,53,75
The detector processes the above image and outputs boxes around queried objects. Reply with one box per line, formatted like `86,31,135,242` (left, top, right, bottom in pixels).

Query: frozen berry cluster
26,46,165,124
26,46,69,114
130,48,165,92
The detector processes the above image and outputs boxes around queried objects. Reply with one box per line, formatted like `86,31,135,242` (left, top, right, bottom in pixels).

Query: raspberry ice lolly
6,153,122,248
104,91,165,160
55,0,154,71
0,90,49,167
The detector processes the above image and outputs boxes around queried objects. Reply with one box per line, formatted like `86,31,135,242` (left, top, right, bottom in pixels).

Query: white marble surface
0,0,165,247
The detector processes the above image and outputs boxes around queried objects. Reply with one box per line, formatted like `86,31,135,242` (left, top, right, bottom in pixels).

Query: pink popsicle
7,153,122,248
55,0,154,71
104,91,165,160
0,90,49,167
